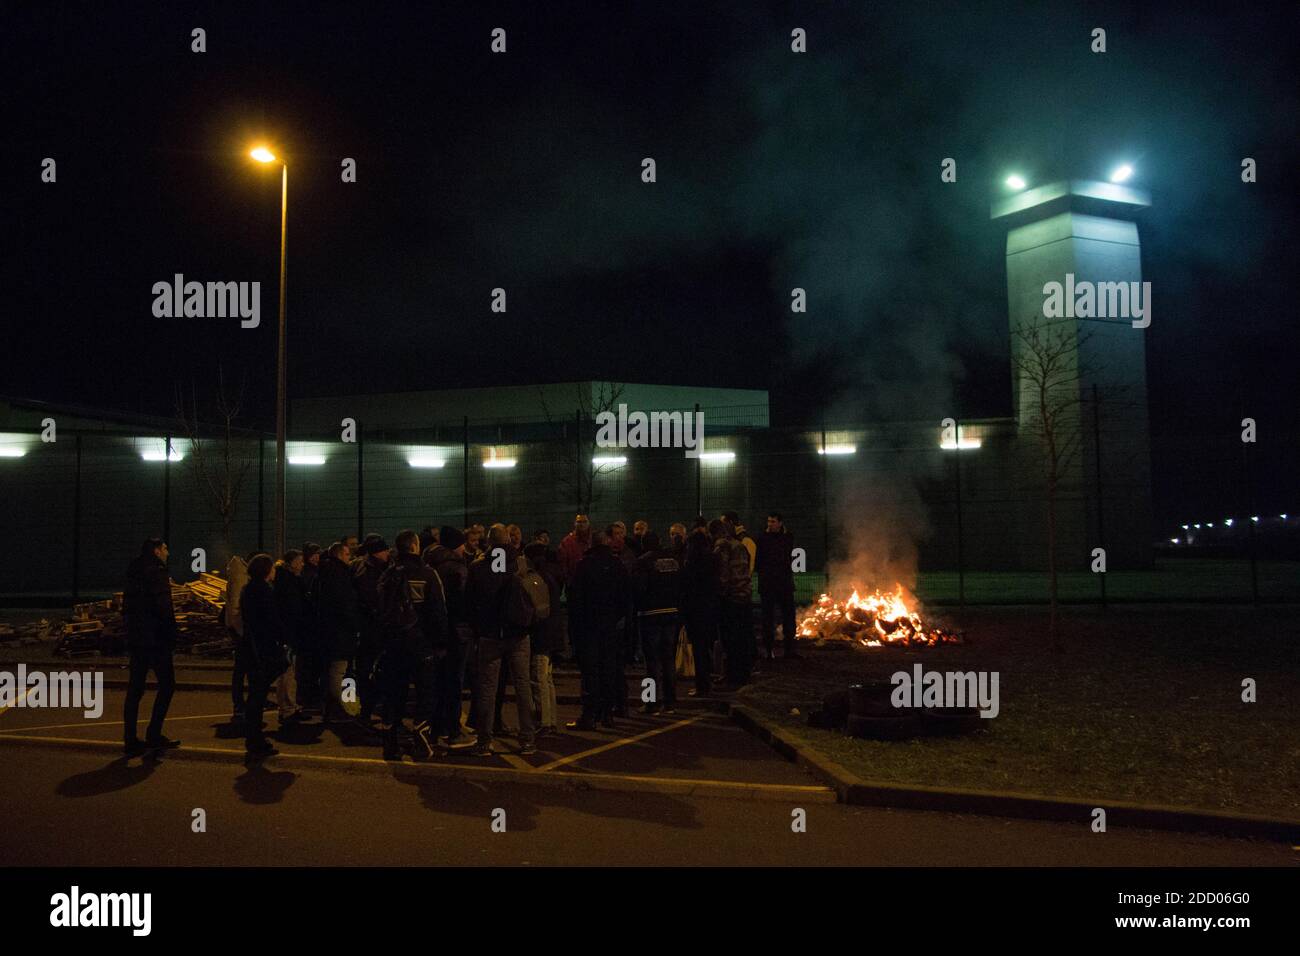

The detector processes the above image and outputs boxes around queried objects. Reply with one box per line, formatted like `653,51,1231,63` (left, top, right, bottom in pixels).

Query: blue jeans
473,634,535,746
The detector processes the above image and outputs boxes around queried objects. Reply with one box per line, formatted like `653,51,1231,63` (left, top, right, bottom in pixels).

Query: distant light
699,451,735,463
408,457,446,468
1005,174,1026,191
941,438,981,451
1109,164,1134,183
483,458,517,469
288,455,325,466
1251,516,1260,523
1180,524,1189,530
141,440,183,462
1170,538,1179,544
592,456,627,466
250,147,277,163
1194,523,1201,529
1224,518,1234,527
818,446,856,456
1206,522,1214,528
1283,514,1290,520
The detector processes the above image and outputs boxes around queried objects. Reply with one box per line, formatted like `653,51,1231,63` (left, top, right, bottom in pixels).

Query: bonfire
796,585,962,648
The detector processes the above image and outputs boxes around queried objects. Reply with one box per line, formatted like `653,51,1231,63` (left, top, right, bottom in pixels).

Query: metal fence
1,396,1296,603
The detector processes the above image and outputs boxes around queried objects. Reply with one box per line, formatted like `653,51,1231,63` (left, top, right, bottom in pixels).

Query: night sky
7,1,1298,520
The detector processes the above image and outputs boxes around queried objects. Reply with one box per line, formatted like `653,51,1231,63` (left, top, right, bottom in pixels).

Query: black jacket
317,554,360,661
353,555,388,647
680,533,721,625
634,548,682,625
425,545,469,628
754,528,796,596
573,544,630,635
394,552,450,653
273,567,308,651
240,578,285,679
123,553,176,650
465,546,519,640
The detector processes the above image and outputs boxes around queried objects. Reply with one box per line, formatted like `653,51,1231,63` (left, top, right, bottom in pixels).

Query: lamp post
250,146,288,557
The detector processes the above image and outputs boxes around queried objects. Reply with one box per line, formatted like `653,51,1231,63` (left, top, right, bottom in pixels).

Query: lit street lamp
250,145,289,557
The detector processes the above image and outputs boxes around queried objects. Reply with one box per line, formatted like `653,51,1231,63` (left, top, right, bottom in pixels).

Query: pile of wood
0,619,58,645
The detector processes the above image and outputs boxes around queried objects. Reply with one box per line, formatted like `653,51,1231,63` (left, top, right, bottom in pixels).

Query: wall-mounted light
592,456,627,466
288,455,325,466
940,438,981,451
408,456,446,468
140,438,183,462
818,446,856,456
698,451,735,463
1109,163,1134,184
1005,174,1027,191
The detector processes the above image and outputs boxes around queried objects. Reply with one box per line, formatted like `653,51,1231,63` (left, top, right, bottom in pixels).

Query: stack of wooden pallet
55,618,105,657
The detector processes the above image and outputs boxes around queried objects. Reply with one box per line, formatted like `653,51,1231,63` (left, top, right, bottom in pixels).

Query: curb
0,731,835,804
728,704,1300,842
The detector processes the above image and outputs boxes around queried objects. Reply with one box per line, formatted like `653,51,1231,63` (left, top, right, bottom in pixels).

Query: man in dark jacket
679,528,719,698
523,542,563,734
298,542,323,709
273,550,307,723
316,541,359,724
352,535,391,723
240,553,285,756
755,513,800,660
634,532,682,713
425,526,473,747
122,538,180,754
569,529,630,729
466,524,536,755
381,529,450,759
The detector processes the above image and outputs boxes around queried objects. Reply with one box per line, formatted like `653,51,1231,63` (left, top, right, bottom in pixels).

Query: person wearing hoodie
712,518,754,688
569,528,630,729
225,552,251,722
317,541,360,723
425,525,473,747
634,531,682,713
755,513,800,661
465,524,536,756
122,538,181,755
523,541,563,735
272,550,307,724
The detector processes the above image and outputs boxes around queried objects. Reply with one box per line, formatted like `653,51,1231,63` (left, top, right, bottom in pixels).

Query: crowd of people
120,511,800,761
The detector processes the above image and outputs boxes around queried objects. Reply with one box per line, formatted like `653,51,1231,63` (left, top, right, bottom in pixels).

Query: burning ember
797,586,962,648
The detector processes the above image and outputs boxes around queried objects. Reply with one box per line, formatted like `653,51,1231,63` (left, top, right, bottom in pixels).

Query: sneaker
469,742,494,757
519,742,538,756
412,721,435,759
145,735,181,750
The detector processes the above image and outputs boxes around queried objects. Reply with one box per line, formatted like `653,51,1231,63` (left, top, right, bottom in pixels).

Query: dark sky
6,1,1298,518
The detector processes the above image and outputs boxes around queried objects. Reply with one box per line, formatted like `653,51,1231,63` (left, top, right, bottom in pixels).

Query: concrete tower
992,179,1154,568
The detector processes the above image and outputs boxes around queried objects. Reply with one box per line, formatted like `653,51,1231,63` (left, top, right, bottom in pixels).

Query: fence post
820,421,830,577
694,402,702,517
954,419,965,607
72,433,82,602
1092,384,1107,609
575,408,582,512
356,420,365,539
463,415,470,528
163,432,172,545
257,438,265,551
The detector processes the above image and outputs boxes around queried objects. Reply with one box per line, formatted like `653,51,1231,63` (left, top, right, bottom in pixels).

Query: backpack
502,563,550,628
378,561,420,633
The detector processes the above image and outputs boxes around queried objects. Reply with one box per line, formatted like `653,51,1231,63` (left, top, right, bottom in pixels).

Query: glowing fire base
797,586,962,648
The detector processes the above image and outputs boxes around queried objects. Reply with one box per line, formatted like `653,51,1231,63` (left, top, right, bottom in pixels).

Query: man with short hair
122,538,180,754
569,528,630,729
634,532,682,714
466,524,536,755
317,541,359,723
756,513,800,660
712,518,754,687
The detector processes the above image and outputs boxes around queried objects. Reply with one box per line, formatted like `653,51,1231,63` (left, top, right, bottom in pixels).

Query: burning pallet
797,586,962,648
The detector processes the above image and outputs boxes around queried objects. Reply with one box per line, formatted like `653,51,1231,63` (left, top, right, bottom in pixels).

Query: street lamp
1004,174,1026,191
249,145,289,557
1109,163,1134,183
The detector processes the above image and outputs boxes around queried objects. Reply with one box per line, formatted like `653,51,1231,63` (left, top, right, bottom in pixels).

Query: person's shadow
233,761,296,805
56,755,158,798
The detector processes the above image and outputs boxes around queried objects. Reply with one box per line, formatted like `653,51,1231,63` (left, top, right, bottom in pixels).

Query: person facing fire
755,512,799,660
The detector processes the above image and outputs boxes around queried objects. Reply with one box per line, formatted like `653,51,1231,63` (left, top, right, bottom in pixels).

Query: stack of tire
842,681,982,739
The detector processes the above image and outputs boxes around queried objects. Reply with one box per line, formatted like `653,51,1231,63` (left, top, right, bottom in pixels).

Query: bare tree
538,381,627,515
1011,318,1093,649
175,368,257,565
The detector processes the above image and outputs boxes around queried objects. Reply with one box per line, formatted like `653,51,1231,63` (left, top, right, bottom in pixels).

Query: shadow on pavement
55,755,157,798
234,762,297,805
